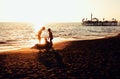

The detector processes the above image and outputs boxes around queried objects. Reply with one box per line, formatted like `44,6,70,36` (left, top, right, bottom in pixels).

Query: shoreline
0,40,70,54
0,33,117,52
0,35,117,53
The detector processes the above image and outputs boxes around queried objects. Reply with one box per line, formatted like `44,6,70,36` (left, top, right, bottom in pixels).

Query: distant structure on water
82,14,118,26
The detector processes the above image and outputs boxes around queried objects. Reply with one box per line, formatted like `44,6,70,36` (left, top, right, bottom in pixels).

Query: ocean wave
0,40,18,44
0,41,6,44
6,40,17,42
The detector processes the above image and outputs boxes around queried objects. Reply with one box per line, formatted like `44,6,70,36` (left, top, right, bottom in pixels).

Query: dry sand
0,35,120,79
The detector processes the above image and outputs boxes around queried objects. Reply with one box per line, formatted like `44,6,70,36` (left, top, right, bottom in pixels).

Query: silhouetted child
48,28,53,47
37,27,45,43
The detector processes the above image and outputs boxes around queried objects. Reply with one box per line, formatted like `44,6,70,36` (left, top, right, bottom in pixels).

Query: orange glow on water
40,38,46,45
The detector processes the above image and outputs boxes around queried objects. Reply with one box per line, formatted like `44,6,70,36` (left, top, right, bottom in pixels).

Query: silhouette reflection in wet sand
32,42,65,69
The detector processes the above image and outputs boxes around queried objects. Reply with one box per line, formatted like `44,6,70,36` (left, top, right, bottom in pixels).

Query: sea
0,22,120,52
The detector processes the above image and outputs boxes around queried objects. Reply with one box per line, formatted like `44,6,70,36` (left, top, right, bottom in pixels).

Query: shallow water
0,22,120,51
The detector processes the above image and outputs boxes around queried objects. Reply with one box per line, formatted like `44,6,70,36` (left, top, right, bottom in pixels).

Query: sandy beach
0,35,120,79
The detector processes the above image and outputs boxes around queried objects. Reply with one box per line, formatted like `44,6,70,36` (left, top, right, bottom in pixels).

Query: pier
82,14,118,26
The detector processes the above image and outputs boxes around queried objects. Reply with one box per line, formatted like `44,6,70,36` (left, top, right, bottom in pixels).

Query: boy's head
48,28,51,31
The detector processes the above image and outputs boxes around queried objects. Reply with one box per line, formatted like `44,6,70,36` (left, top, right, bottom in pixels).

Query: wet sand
0,35,120,79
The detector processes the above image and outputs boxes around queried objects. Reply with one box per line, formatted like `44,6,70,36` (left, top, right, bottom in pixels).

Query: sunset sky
0,0,120,25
